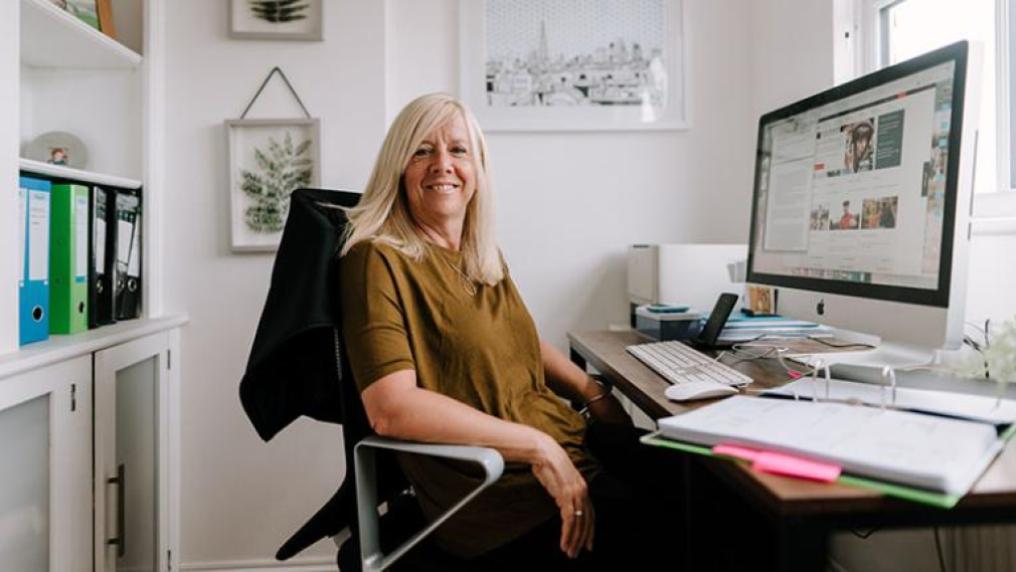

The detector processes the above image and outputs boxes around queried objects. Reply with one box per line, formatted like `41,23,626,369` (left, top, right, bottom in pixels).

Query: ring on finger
573,510,584,517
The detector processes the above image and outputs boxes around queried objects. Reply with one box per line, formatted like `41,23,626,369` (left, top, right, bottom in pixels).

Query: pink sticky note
713,443,761,462
753,451,842,483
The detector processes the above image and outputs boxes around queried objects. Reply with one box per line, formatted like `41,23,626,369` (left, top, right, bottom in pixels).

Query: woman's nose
429,148,453,172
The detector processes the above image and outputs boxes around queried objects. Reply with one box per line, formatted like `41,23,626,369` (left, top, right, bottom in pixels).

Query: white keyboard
626,341,753,387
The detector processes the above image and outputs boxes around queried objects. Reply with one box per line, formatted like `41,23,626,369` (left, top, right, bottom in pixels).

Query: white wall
163,0,386,567
748,0,834,117
165,0,755,567
967,230,1016,324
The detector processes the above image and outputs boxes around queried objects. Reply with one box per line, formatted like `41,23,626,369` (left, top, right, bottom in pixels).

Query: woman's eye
413,147,431,157
451,146,468,155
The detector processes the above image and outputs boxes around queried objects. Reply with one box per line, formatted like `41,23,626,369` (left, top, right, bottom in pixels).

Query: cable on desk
848,527,880,540
805,336,877,350
726,344,785,364
933,527,948,572
730,340,811,380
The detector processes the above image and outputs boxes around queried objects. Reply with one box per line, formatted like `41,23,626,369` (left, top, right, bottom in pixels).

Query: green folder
640,432,963,509
643,407,1016,510
50,184,90,334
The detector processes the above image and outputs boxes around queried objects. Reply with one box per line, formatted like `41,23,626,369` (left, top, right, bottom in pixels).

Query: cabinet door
94,331,174,572
0,355,92,572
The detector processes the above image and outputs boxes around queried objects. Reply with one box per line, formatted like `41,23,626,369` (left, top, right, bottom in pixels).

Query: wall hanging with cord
225,66,321,253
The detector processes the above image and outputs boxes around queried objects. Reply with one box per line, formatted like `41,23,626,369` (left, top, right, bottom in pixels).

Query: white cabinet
0,356,92,572
0,318,184,572
94,330,177,572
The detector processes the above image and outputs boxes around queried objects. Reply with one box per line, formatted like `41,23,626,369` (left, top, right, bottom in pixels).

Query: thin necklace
442,256,477,296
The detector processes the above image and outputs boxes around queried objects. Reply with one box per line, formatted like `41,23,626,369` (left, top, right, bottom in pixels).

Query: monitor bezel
745,40,969,309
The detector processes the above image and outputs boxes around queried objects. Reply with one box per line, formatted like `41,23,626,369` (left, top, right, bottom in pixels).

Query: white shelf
0,315,189,382
20,0,141,69
19,158,142,189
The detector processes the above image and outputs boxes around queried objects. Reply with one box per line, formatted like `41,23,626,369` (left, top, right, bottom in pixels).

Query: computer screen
747,42,971,309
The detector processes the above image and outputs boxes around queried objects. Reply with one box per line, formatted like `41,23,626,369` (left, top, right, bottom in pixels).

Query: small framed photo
459,0,687,132
226,119,321,252
746,285,778,316
229,0,323,41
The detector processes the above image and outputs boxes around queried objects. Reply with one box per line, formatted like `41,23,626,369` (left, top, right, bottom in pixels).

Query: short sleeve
339,242,416,391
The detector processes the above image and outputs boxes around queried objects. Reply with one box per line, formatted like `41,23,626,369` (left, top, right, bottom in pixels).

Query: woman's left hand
586,392,633,426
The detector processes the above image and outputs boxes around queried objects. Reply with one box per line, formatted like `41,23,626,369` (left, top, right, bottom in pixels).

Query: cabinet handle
107,463,126,558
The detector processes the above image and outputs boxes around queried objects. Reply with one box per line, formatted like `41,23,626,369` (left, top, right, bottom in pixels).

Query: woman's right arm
362,369,595,559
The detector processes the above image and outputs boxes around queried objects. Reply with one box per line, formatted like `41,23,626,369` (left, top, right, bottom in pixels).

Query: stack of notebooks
644,380,1016,507
716,314,834,344
17,174,143,346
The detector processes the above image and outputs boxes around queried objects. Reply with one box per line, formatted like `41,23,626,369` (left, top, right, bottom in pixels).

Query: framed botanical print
225,118,321,251
229,0,324,41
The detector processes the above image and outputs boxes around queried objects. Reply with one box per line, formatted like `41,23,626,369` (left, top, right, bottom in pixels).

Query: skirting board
181,557,335,572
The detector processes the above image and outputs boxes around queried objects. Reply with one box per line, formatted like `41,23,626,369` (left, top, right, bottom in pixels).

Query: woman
339,93,676,568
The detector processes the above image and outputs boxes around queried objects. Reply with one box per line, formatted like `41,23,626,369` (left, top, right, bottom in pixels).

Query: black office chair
239,188,503,571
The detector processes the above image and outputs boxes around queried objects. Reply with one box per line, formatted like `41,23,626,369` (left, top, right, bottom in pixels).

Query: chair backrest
239,187,409,562
240,187,359,440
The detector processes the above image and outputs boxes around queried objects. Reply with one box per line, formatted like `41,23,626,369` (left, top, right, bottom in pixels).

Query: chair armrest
354,436,505,572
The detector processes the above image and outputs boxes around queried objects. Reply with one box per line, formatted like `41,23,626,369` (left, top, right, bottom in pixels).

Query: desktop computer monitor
746,41,981,355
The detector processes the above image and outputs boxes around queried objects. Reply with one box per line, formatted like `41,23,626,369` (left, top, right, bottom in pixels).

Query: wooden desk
568,329,1016,571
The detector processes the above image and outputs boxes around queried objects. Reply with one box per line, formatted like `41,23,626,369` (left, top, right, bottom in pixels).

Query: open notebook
657,396,1007,497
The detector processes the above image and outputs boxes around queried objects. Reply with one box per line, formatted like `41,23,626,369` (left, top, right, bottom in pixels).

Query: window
849,0,1016,221
865,0,1000,197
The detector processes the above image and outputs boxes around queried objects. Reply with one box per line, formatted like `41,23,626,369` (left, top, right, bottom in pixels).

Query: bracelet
578,378,611,418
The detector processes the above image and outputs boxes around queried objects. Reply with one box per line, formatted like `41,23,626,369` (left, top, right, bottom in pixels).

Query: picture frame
225,118,321,252
459,0,687,132
65,0,100,30
229,0,324,41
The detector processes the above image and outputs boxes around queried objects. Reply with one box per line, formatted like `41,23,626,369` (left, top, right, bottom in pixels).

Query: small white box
627,243,747,312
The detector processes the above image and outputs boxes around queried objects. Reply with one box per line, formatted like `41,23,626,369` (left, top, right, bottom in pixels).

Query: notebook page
764,378,1016,426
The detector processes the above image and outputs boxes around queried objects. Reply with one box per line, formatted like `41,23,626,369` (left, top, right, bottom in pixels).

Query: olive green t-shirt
339,240,597,558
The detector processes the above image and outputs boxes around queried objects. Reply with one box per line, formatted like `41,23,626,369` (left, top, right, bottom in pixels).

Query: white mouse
665,380,737,402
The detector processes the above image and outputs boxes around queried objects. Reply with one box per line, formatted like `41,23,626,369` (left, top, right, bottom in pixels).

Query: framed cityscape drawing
229,0,323,41
459,0,687,131
225,118,321,252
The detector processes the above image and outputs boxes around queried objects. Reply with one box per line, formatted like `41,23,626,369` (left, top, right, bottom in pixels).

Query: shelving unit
2,1,178,570
20,0,145,182
13,0,165,341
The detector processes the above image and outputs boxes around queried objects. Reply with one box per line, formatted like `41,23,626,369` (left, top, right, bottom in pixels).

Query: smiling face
402,113,478,237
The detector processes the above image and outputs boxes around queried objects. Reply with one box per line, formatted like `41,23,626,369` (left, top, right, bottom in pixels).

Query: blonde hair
340,93,503,285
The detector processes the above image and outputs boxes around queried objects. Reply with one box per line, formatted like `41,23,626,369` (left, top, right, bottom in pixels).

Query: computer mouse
664,380,738,402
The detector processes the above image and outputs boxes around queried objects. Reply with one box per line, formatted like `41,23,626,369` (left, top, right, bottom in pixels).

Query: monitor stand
796,329,946,382
796,329,1016,398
